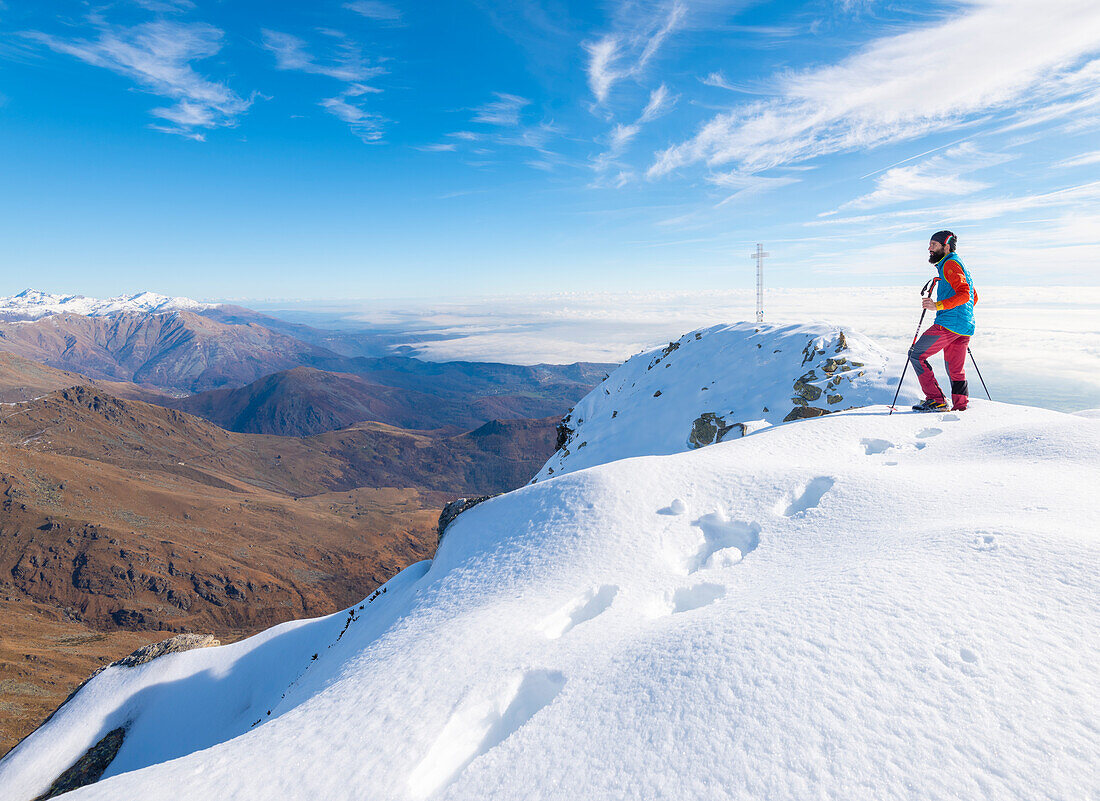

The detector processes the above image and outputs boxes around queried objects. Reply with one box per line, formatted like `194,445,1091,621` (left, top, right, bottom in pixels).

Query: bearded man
910,230,978,412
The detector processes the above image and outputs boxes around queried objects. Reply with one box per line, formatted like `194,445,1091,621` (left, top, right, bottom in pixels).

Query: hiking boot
912,398,948,412
952,405,968,412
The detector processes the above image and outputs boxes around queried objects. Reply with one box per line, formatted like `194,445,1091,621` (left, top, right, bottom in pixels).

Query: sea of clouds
253,287,1100,414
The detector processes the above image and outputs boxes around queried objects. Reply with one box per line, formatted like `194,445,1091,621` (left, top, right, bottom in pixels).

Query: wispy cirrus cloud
319,96,385,142
650,0,1100,177
434,92,569,170
131,0,196,12
472,92,530,126
835,143,1014,211
808,180,1100,230
344,1,403,23
1054,149,1100,168
639,82,671,122
699,71,769,95
25,20,250,140
592,83,674,175
262,29,383,83
708,171,800,205
262,28,387,142
584,1,686,105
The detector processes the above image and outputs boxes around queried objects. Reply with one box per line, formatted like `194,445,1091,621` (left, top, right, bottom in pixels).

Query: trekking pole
889,278,937,415
967,347,992,400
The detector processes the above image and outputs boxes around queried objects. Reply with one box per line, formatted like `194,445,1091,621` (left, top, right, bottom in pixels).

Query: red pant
910,324,970,410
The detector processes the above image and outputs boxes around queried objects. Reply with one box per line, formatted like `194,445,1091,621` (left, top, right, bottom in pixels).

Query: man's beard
928,251,942,264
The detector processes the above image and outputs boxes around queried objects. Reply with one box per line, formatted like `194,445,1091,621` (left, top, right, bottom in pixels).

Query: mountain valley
0,300,591,754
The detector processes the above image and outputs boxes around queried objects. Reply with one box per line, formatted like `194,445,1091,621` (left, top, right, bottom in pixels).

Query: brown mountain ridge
0,370,563,753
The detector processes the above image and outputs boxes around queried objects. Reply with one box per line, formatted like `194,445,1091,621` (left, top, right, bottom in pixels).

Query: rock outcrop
112,633,221,668
437,496,496,545
688,413,745,448
13,633,221,800
33,727,127,801
784,331,869,421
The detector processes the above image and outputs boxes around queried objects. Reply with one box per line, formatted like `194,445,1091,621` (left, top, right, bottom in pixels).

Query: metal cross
752,244,770,323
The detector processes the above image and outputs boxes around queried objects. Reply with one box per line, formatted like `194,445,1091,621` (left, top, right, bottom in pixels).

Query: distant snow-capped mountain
0,288,216,321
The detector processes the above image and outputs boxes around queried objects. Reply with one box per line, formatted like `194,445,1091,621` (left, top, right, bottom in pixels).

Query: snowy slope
537,321,918,480
2,400,1097,801
0,289,215,320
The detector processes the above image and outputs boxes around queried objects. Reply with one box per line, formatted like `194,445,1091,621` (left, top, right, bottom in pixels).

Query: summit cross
752,244,770,323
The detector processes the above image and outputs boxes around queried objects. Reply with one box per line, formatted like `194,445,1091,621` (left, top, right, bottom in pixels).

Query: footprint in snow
940,413,961,422
780,477,835,517
934,642,984,676
686,512,761,573
916,427,943,439
970,533,1000,551
861,437,894,455
669,583,726,614
539,585,618,639
408,669,566,798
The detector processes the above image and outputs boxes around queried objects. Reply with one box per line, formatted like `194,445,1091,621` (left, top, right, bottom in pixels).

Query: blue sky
1,0,1099,300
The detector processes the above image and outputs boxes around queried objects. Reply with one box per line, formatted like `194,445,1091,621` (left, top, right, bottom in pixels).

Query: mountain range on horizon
0,289,217,321
0,288,613,438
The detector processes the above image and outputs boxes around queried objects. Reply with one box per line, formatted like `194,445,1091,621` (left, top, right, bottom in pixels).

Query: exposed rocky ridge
112,633,221,667
535,321,912,481
32,726,125,800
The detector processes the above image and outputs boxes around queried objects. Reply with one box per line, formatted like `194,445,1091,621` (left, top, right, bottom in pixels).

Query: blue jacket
934,253,976,336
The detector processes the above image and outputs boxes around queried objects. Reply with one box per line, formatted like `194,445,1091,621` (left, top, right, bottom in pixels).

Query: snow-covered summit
0,289,216,321
1,399,1096,801
537,321,919,481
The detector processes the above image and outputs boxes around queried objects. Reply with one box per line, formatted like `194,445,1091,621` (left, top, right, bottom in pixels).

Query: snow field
2,400,1096,801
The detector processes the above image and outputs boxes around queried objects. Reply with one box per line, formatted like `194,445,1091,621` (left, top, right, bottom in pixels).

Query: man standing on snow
910,230,977,412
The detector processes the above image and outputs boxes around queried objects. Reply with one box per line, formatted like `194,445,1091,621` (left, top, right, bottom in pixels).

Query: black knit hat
931,230,957,248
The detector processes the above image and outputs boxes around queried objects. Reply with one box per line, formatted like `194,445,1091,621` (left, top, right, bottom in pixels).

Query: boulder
783,406,829,423
792,379,823,401
688,413,745,449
